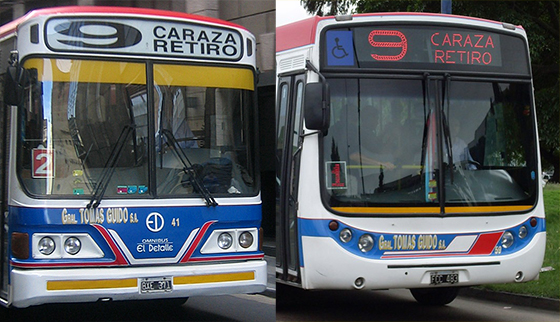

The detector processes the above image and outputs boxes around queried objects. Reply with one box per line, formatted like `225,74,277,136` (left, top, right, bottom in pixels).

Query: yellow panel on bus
22,59,254,90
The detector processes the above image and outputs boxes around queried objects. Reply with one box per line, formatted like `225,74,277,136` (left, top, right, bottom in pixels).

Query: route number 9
32,148,55,178
368,30,407,61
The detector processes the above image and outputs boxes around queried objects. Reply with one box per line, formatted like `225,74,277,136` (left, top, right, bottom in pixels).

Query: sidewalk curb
461,287,559,312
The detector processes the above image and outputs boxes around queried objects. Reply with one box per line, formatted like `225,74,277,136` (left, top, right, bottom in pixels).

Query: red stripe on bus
180,220,217,263
0,6,247,40
467,232,503,255
188,254,264,262
92,224,130,265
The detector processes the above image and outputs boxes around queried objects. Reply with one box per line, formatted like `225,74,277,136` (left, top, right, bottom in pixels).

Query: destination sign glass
45,17,244,61
323,24,529,74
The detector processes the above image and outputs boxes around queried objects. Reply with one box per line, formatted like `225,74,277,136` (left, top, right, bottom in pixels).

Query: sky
276,0,312,26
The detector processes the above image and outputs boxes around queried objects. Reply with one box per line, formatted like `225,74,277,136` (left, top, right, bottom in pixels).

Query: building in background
0,0,276,243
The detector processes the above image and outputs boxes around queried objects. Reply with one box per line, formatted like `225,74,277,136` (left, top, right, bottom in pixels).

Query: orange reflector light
11,232,29,259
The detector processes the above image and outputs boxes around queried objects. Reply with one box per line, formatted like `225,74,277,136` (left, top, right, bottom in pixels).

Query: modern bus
0,6,266,308
276,13,545,305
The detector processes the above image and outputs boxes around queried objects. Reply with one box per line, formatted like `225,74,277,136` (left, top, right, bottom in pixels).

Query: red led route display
322,24,527,71
429,31,497,65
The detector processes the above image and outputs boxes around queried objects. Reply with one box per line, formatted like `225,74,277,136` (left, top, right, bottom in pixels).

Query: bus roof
276,12,522,53
0,6,247,40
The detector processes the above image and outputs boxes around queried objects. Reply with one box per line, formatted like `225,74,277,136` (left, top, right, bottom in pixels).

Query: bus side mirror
304,82,330,133
4,65,29,106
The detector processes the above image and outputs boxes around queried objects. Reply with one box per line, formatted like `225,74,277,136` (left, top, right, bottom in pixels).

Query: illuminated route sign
324,24,529,74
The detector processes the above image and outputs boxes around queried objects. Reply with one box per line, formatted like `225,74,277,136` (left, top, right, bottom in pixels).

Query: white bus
0,6,266,308
276,13,545,305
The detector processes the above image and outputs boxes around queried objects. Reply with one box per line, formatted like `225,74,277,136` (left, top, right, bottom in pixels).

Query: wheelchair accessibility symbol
326,30,354,66
332,37,348,59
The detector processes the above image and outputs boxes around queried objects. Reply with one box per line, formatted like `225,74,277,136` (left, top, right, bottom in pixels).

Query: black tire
410,287,460,306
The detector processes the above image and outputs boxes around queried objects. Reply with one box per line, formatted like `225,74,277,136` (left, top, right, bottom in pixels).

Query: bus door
276,74,305,283
0,77,9,302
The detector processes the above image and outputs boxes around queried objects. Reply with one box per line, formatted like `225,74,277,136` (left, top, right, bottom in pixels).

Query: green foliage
300,0,357,16
482,184,559,298
301,0,560,181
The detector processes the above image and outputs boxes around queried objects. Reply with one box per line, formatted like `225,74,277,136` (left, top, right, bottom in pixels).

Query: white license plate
430,271,459,285
140,277,173,293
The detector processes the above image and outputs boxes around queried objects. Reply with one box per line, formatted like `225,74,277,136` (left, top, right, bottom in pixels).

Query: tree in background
301,0,559,182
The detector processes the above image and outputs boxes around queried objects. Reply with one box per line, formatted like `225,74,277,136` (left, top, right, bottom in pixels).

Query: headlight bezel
217,232,234,250
358,234,375,253
501,231,515,249
64,236,82,255
339,228,353,243
38,236,56,256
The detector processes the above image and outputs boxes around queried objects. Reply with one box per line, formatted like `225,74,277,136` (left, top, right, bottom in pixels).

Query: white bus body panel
300,232,545,290
10,260,266,308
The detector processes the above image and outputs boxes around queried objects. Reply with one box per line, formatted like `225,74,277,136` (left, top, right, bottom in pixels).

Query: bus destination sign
325,25,505,68
45,17,243,61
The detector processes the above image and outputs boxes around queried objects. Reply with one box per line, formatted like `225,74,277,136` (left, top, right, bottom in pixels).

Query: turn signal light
11,232,29,259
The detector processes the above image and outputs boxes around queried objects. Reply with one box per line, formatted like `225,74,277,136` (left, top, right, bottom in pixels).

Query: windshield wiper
442,74,454,184
87,124,135,209
160,129,218,207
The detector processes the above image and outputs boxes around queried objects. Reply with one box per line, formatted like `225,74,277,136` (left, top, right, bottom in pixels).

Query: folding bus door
276,74,305,284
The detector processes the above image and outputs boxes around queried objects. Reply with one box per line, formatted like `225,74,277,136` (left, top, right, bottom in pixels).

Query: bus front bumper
9,259,267,308
300,232,546,290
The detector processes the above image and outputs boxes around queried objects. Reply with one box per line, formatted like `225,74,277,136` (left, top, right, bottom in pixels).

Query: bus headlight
339,228,353,243
64,237,82,255
358,234,374,253
239,231,254,248
217,232,233,249
501,231,514,249
38,237,56,255
518,226,528,239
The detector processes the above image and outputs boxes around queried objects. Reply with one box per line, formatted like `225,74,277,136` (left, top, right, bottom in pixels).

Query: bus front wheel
409,287,460,306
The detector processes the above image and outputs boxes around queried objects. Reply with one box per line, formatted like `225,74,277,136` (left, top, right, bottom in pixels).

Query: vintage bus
276,13,545,305
0,6,266,308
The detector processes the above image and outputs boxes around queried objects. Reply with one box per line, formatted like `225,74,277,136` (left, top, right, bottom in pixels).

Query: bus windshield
18,58,257,198
323,77,537,213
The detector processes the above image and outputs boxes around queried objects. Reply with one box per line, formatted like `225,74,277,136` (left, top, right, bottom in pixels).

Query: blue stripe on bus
9,204,262,265
299,216,544,262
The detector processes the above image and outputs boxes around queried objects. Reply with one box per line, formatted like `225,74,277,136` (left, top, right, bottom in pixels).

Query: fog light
354,277,365,289
358,234,374,252
501,231,514,249
339,228,352,243
218,232,233,249
64,237,81,255
239,231,254,248
518,225,528,239
38,237,56,255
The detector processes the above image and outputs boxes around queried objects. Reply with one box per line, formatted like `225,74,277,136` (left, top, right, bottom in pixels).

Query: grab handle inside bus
4,51,29,106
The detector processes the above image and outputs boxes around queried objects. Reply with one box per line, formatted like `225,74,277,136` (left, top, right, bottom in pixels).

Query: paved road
0,293,275,321
277,285,558,321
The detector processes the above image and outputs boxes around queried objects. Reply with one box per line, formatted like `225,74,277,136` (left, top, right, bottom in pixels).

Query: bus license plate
430,271,459,285
140,277,173,293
